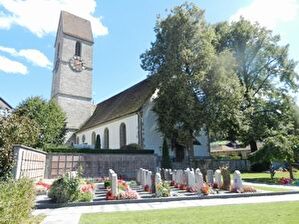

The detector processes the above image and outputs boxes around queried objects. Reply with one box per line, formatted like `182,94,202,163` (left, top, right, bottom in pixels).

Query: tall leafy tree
214,18,299,151
141,3,243,162
0,114,40,179
15,96,66,148
161,138,172,169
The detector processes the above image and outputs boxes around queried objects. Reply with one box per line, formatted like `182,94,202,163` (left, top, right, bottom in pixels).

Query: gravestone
207,169,214,184
108,169,115,181
233,170,243,190
221,167,231,190
195,169,204,189
111,173,118,196
177,169,184,185
214,169,222,189
146,171,152,191
187,170,196,188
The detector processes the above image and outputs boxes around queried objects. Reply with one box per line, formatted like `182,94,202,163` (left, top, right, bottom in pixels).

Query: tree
140,3,215,162
140,3,244,163
161,138,172,169
95,135,101,149
214,18,299,151
15,96,66,148
0,114,40,180
251,134,299,179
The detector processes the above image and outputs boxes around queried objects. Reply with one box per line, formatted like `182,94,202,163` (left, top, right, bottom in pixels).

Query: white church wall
76,114,139,149
142,96,163,156
194,130,210,157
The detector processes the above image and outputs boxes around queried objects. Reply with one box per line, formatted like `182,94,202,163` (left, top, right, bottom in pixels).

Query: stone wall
45,152,157,179
194,159,251,172
13,145,47,180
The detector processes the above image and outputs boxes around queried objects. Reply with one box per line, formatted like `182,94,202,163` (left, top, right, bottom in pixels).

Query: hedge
44,148,155,154
0,178,37,224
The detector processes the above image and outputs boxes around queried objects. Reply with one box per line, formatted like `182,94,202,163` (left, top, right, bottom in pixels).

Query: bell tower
51,11,94,144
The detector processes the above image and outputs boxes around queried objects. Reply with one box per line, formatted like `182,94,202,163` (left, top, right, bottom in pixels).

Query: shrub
161,138,172,169
48,174,81,203
0,178,36,224
77,192,94,202
120,143,142,150
104,180,111,189
250,161,270,172
156,181,171,197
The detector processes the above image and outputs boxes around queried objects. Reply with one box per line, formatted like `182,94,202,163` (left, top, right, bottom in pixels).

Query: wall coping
13,144,48,155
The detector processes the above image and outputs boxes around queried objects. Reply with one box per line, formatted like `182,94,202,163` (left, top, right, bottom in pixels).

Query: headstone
195,169,204,189
207,169,214,184
187,170,196,188
172,170,177,182
177,169,184,185
108,169,115,181
111,173,118,196
146,171,152,191
142,169,147,186
214,169,222,189
155,172,162,196
221,167,231,190
233,170,243,190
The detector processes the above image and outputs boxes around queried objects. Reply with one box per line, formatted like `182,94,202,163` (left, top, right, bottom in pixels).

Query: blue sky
0,0,298,107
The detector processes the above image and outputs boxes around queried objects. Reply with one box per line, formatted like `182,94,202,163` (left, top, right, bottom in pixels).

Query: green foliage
77,192,94,202
104,180,111,189
120,143,142,150
95,135,101,149
15,96,66,148
48,174,81,203
161,138,172,168
213,18,299,149
0,178,36,224
0,114,39,180
44,147,154,154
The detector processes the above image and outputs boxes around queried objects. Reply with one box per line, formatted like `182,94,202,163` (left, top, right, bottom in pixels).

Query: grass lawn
80,201,299,224
253,185,293,192
240,171,299,184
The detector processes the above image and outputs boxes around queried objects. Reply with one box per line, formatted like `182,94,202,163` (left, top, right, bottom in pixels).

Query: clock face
69,56,85,72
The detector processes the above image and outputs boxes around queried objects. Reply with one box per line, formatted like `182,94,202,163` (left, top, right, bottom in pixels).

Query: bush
77,192,94,202
120,143,142,150
251,161,270,172
0,178,36,224
161,138,172,169
48,174,81,203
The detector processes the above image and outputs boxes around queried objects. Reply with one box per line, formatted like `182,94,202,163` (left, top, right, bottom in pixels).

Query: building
51,11,210,162
0,97,13,117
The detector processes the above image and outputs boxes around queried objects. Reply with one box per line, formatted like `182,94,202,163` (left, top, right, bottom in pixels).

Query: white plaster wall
194,130,210,157
76,114,139,149
142,97,163,156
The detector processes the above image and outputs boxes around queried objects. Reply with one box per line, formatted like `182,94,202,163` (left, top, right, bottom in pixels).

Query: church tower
51,11,94,144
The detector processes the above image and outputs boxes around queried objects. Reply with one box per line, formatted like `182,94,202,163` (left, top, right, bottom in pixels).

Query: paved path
34,193,299,224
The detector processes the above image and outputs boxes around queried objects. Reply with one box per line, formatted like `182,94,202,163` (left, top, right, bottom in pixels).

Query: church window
75,41,81,56
91,132,96,145
95,134,101,149
104,128,109,149
82,134,86,144
119,123,126,148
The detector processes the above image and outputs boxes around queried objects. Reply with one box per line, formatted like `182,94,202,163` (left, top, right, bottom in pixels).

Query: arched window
82,135,86,144
104,128,109,149
91,132,96,145
75,41,81,56
119,123,126,148
76,137,79,144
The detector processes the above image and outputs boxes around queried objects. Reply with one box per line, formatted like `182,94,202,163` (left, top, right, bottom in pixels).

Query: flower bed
106,179,140,200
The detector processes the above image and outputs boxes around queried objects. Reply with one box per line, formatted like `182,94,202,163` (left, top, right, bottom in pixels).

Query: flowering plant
118,180,129,191
156,181,171,197
117,189,140,200
200,183,210,195
106,190,116,200
186,186,196,193
170,180,175,186
179,184,187,191
80,183,95,193
278,177,293,185
36,181,51,190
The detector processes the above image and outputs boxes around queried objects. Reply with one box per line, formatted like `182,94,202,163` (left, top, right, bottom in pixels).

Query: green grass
80,201,299,224
239,171,299,184
253,185,293,192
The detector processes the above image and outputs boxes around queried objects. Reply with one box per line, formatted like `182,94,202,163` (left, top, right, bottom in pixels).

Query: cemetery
34,166,299,209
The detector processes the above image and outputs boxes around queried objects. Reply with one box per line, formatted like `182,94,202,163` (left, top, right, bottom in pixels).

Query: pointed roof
59,11,93,43
0,97,12,110
79,79,154,131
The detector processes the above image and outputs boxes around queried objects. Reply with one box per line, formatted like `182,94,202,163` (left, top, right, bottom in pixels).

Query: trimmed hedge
44,147,155,154
0,178,36,224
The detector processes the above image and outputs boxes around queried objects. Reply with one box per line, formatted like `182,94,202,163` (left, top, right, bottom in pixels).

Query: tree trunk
188,139,194,168
249,140,258,152
288,162,294,180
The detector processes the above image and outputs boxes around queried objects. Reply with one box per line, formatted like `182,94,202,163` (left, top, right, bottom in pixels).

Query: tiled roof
79,79,154,131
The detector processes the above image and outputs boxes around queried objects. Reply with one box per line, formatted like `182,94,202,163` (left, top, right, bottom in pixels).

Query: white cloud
0,0,108,37
0,55,28,75
0,45,52,69
230,0,299,29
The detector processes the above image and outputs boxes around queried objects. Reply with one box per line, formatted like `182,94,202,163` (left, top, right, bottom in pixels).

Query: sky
0,0,299,107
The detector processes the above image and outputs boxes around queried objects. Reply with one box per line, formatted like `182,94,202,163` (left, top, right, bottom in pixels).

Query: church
51,11,210,162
